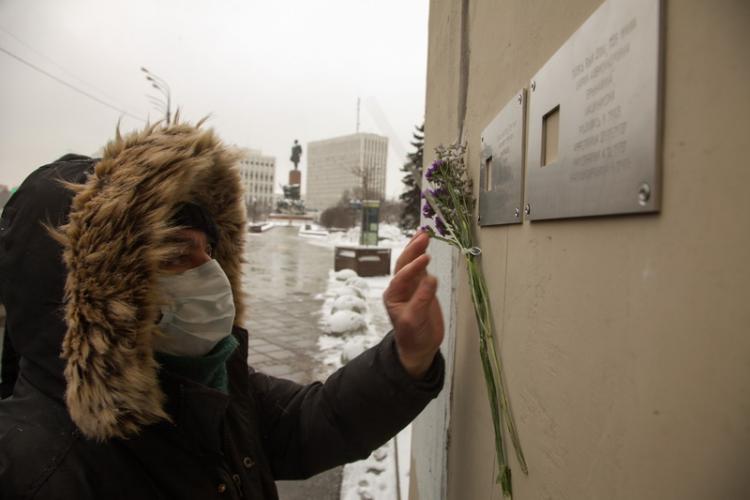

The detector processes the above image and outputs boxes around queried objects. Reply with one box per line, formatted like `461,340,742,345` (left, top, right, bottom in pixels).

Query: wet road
241,225,342,499
243,225,332,304
242,225,334,382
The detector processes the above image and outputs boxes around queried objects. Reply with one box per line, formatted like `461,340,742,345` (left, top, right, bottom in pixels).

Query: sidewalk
243,227,342,499
246,321,343,499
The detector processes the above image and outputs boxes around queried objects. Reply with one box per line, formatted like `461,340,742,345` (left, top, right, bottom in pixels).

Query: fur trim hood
57,122,247,441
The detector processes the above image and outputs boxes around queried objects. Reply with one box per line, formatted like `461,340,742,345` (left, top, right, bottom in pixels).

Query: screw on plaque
524,204,531,216
638,183,651,206
531,81,536,91
517,93,523,104
514,208,521,218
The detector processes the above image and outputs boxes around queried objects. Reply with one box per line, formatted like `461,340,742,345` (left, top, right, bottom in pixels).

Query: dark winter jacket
0,125,444,499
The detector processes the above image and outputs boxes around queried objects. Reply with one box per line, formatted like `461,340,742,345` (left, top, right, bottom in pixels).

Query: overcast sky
0,0,428,198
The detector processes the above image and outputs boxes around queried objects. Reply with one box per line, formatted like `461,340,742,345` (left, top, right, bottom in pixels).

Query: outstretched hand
383,231,444,379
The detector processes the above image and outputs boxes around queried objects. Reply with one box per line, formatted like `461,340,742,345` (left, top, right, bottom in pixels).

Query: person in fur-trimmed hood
0,121,445,499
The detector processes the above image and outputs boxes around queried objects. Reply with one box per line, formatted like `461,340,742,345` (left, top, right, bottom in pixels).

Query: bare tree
350,163,378,202
350,165,367,201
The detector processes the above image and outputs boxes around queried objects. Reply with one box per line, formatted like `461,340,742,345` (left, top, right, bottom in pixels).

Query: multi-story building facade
237,148,276,211
306,133,388,211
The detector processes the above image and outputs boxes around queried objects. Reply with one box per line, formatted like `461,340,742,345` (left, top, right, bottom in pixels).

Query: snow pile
376,224,406,247
331,295,367,314
316,266,413,500
246,221,276,233
339,426,412,500
334,269,358,281
327,310,368,336
318,269,381,368
310,235,415,500
298,224,330,238
344,276,370,292
334,285,365,300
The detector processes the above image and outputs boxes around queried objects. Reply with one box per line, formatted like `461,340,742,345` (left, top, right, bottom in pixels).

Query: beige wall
421,0,750,498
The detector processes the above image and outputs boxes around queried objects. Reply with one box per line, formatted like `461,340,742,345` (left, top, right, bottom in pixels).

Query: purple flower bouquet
421,144,527,497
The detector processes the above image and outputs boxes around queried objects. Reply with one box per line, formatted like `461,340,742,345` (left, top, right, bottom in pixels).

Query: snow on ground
316,269,383,373
298,225,330,238
339,425,411,500
246,221,277,233
302,223,407,252
302,225,412,500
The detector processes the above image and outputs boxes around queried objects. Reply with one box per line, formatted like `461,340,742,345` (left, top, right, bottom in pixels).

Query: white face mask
155,259,236,357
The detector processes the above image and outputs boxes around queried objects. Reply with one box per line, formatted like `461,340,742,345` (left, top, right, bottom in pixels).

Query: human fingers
404,274,439,321
393,275,439,348
386,253,431,303
394,231,430,274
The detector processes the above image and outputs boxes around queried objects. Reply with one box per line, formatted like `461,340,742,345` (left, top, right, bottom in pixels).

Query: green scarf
156,335,239,393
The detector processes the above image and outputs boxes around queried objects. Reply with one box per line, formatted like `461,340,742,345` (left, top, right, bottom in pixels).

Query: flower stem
426,142,527,496
466,255,528,495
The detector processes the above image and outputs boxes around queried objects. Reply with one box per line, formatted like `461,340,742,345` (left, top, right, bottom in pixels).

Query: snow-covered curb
301,224,412,499
339,426,411,500
303,224,407,251
247,221,276,233
315,266,411,500
317,269,381,372
298,226,330,238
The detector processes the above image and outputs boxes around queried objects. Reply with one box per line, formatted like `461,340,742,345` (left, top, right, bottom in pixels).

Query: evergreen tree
399,123,424,230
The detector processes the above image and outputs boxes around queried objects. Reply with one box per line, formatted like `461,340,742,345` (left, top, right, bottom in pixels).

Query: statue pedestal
289,170,301,186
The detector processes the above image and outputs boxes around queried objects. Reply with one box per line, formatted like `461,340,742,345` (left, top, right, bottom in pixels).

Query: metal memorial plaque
525,0,662,221
479,89,526,226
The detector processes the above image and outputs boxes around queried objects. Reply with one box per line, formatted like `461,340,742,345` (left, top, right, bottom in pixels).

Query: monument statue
290,139,303,170
277,139,305,215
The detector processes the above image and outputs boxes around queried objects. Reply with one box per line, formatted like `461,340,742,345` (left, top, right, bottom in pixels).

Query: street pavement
242,225,342,499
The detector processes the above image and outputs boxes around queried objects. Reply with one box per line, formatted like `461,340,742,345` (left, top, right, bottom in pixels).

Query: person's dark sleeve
249,331,444,480
1,325,19,399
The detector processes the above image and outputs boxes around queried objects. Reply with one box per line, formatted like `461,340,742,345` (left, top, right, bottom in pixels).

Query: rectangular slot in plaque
542,106,560,166
484,156,493,191
478,88,526,226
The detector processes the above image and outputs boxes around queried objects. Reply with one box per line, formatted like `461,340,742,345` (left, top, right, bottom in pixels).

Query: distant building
237,148,276,210
306,133,388,210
